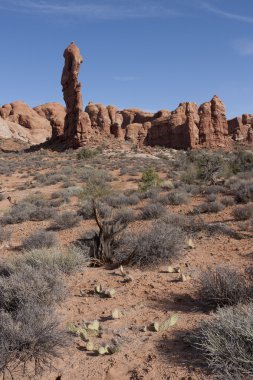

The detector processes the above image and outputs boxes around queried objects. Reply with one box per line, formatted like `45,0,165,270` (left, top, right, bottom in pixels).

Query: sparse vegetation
139,167,161,191
51,211,81,230
22,230,58,251
198,266,250,308
190,303,253,379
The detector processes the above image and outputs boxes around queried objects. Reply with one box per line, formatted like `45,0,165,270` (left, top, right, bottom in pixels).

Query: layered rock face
0,100,52,144
61,42,92,146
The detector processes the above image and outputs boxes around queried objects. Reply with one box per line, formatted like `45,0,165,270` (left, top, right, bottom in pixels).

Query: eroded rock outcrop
198,96,228,148
228,113,253,144
146,97,229,149
0,100,52,144
34,102,66,140
61,42,92,146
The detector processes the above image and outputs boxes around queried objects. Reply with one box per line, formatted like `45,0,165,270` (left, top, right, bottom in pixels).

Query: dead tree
82,200,134,266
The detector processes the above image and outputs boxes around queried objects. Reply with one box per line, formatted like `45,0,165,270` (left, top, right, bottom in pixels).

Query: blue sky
1,0,253,118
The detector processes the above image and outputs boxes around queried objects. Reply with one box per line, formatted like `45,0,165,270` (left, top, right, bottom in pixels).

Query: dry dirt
0,145,252,380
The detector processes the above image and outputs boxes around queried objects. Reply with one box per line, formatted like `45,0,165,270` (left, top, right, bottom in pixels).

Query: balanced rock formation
0,100,52,144
61,42,92,146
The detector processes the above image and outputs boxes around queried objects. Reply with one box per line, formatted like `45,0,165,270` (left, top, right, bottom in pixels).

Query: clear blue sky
1,0,253,118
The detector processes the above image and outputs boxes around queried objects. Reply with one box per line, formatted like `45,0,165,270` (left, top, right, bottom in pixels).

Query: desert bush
204,185,226,194
0,197,56,224
0,194,5,201
104,193,140,208
51,211,81,230
140,202,165,220
79,171,113,200
122,219,185,267
234,182,253,203
35,173,66,186
22,230,57,251
167,190,189,205
0,226,11,243
221,197,235,207
194,201,225,214
198,266,250,308
78,200,111,220
181,151,231,184
232,205,253,221
190,303,253,379
139,167,161,191
77,147,100,160
20,245,89,274
231,149,253,173
206,193,216,202
113,208,135,224
0,304,66,377
0,264,64,313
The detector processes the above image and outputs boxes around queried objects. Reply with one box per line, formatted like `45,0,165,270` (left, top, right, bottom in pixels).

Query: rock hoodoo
61,42,92,147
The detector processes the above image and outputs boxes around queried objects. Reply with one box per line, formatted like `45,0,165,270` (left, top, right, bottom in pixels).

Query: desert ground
0,141,252,380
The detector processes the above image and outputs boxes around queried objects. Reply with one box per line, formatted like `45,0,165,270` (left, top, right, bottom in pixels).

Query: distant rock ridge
0,42,252,149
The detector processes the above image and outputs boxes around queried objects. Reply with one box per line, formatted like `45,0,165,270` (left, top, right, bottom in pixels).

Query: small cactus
112,309,122,319
150,315,178,332
98,346,109,355
86,341,94,351
87,320,100,331
167,266,181,273
104,288,116,298
79,329,89,341
187,238,194,249
159,315,178,331
95,284,102,294
68,323,79,335
179,273,190,282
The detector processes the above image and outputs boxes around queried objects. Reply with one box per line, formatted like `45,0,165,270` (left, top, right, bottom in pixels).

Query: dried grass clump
122,219,185,267
199,266,250,308
190,303,253,379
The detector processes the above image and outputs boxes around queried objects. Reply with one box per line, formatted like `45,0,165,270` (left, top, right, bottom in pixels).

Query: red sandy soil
0,146,252,380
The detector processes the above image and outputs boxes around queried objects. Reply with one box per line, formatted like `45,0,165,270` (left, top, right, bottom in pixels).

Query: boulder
0,100,52,144
0,117,36,144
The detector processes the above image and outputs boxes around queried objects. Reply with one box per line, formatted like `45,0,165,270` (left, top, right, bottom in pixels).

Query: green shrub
139,167,161,192
77,147,100,160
